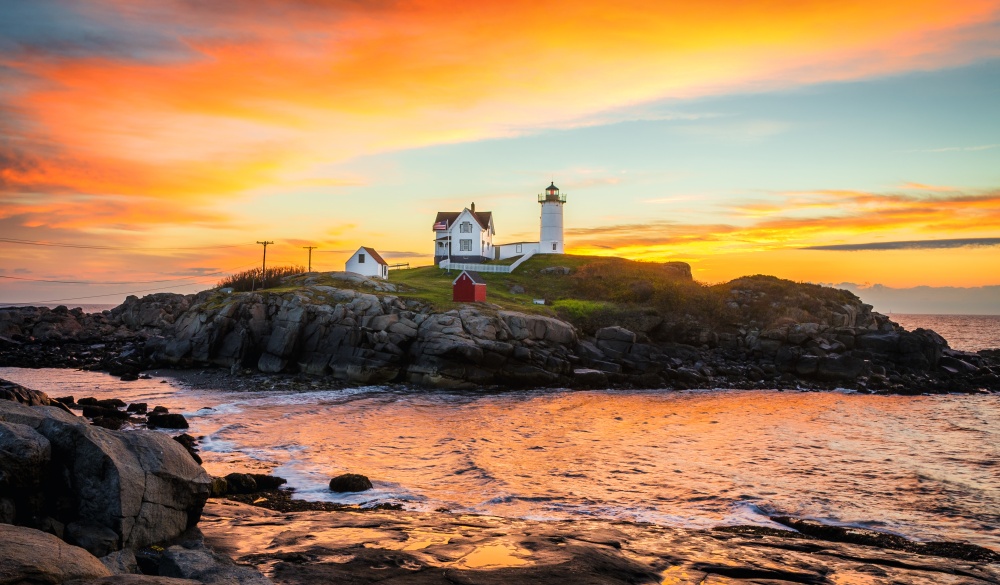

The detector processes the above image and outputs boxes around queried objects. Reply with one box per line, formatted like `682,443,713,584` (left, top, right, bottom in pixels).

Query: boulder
329,473,374,492
148,413,189,429
0,399,211,554
539,266,571,275
0,523,111,583
224,473,258,494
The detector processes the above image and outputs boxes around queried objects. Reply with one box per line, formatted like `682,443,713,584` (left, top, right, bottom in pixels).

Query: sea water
2,367,998,552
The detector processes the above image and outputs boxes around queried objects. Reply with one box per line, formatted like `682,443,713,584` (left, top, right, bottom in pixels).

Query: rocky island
1,255,997,394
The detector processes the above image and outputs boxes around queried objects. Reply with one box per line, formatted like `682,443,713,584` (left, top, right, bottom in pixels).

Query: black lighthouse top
539,181,566,203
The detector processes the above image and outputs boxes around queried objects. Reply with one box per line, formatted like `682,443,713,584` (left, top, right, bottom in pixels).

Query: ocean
889,314,1000,352
2,367,998,553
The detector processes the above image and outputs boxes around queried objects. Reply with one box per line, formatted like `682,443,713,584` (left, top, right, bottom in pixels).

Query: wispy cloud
569,187,1000,258
804,237,1000,251
906,144,999,153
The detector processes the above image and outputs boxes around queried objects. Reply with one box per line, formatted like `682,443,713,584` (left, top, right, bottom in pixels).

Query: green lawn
212,254,844,334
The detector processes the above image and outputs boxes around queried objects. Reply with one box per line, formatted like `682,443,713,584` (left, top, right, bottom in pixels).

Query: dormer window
460,221,473,233
358,254,366,263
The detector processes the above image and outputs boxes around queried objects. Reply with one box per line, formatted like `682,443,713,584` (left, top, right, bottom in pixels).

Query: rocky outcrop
0,399,211,556
3,273,997,393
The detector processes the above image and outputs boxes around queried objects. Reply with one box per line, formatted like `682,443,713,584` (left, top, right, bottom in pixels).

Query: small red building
452,270,487,302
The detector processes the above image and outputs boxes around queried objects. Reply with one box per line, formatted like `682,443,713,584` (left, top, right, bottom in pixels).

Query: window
438,241,445,248
460,239,472,251
460,222,472,233
552,243,557,251
515,244,522,253
358,254,366,263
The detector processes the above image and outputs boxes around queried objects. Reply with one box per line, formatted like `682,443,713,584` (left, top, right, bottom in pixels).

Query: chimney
471,202,476,213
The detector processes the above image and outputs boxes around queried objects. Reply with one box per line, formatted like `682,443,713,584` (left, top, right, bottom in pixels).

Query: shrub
218,265,305,292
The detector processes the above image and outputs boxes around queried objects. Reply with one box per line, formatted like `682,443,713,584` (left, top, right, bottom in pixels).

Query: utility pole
256,240,274,290
303,246,318,272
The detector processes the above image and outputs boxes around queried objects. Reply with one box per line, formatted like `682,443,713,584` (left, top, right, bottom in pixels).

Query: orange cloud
3,0,999,206
570,188,1000,259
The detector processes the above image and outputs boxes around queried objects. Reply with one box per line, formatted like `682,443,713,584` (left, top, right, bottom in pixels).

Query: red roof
433,210,493,231
452,270,486,285
361,247,387,265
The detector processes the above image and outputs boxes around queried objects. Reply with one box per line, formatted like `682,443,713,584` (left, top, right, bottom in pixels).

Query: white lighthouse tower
539,181,566,254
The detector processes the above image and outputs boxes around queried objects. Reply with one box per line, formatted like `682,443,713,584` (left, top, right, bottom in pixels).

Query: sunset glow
1,1,999,308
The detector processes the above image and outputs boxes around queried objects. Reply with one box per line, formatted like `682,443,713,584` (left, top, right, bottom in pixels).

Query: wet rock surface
201,500,1000,585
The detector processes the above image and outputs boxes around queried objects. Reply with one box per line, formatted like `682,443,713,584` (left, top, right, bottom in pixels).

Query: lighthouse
538,181,566,254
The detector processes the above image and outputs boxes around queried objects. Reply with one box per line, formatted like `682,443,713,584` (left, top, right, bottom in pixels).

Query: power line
0,265,244,285
0,262,259,306
0,237,256,251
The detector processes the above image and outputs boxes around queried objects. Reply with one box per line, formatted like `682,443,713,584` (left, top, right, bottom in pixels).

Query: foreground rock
0,523,111,583
0,398,211,555
201,500,1000,584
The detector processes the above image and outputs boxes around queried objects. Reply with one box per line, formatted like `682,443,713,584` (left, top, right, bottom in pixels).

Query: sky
1,0,999,312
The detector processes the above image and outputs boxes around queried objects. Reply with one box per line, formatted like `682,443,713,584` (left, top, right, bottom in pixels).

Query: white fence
439,251,536,274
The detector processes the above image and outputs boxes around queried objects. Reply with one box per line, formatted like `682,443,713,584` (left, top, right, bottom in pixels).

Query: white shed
345,246,388,280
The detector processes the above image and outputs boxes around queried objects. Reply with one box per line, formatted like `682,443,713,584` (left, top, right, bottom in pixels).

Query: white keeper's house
433,181,568,267
432,203,495,264
345,246,388,280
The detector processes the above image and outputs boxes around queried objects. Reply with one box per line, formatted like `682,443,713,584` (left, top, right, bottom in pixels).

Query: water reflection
2,367,998,550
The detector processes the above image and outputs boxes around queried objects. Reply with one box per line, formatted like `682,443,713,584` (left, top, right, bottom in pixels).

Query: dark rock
224,473,258,494
55,395,76,406
120,372,140,381
771,516,1000,563
67,520,120,557
173,433,202,464
91,416,126,430
940,355,979,375
329,473,373,492
209,477,229,497
127,402,148,414
152,405,169,414
539,266,571,275
249,473,288,491
78,397,100,406
148,413,189,429
82,405,130,420
96,398,127,410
